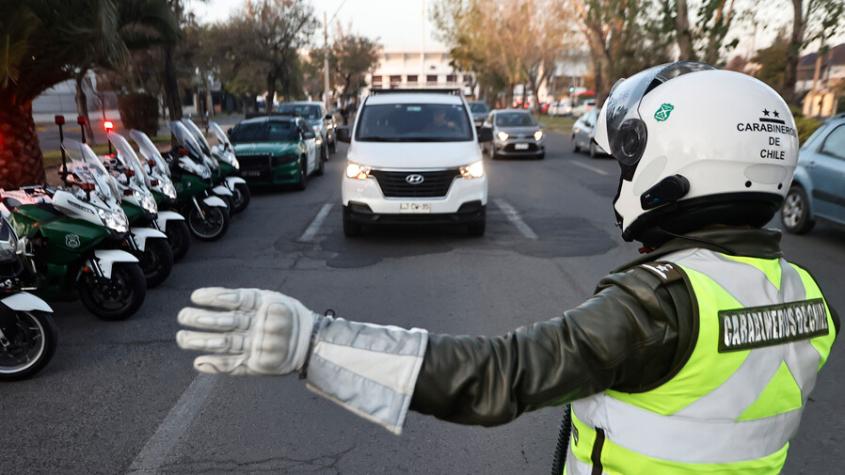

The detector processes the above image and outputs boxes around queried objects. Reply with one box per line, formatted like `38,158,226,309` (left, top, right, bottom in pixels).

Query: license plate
242,170,262,177
515,143,529,150
399,203,432,214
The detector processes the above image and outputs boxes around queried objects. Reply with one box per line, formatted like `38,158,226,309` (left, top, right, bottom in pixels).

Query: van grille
370,169,460,198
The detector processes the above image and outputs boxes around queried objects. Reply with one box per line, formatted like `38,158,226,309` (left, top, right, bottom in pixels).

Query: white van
337,90,492,237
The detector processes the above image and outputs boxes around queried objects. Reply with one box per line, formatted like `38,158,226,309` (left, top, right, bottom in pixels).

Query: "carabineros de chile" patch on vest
718,298,829,352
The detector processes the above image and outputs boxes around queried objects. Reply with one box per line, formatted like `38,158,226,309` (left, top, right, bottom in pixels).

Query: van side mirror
336,126,351,143
477,126,493,143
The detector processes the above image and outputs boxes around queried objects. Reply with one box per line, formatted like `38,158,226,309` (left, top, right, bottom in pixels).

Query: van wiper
359,136,403,142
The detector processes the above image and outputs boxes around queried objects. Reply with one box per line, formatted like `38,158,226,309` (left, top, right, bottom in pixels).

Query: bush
790,105,822,145
118,93,159,136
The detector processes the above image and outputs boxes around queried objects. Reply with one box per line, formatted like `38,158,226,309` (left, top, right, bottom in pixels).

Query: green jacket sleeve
409,266,694,426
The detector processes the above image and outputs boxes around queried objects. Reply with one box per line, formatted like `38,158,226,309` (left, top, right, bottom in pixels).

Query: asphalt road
3,132,844,474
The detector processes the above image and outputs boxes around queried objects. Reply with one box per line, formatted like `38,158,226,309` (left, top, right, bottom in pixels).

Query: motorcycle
167,122,231,241
181,118,250,214
128,129,192,261
0,212,58,381
102,132,175,287
1,140,146,321
209,121,251,213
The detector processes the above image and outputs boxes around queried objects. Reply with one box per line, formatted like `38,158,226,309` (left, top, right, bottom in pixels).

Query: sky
188,0,446,52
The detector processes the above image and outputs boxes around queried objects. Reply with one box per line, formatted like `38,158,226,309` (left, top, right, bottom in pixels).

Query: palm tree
0,0,178,188
0,0,126,187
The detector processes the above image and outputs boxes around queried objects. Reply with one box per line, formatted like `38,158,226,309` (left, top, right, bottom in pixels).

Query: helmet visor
604,62,715,180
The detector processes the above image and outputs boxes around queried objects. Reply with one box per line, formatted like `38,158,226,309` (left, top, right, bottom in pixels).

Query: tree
754,31,790,94
330,28,381,101
223,0,318,112
0,0,127,187
783,0,844,104
662,0,741,64
574,0,673,104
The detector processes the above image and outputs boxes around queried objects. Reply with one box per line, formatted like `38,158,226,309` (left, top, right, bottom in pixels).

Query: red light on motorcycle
79,182,95,192
81,265,91,273
125,169,135,177
147,159,156,167
150,179,159,186
178,147,189,157
104,120,114,132
54,115,65,125
77,115,87,125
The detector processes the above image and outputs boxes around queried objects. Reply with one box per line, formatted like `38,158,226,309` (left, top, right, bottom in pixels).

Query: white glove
176,287,318,375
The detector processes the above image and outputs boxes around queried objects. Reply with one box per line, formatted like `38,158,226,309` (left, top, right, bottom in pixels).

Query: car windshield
277,104,322,120
495,112,536,127
469,102,489,113
356,103,473,142
229,121,300,143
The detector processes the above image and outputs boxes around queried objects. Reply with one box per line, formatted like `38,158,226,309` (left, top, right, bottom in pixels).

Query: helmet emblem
405,174,425,185
65,233,81,249
654,103,674,122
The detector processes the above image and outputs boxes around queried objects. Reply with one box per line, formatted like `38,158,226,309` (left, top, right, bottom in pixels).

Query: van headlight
345,162,371,180
460,161,485,179
534,130,544,141
496,131,509,142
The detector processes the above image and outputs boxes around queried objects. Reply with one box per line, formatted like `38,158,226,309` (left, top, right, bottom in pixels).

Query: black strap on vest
550,404,572,475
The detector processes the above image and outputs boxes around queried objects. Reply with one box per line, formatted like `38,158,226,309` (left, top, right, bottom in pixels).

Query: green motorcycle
128,129,192,261
1,141,146,321
102,132,175,287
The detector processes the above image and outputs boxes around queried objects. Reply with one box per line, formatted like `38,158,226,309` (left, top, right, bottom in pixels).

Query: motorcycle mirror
123,189,133,196
125,169,135,178
150,179,159,186
77,115,87,125
147,159,156,167
78,182,95,192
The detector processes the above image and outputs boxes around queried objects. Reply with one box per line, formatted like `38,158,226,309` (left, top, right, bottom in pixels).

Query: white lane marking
298,203,334,242
128,374,218,473
494,199,538,240
570,160,610,176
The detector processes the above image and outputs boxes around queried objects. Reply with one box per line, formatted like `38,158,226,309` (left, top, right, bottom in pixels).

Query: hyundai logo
405,174,425,185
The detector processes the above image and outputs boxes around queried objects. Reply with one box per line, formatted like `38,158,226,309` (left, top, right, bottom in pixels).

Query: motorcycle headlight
232,156,240,170
496,131,509,142
141,193,158,214
534,130,544,141
459,160,485,179
163,182,177,200
345,162,371,180
201,167,212,180
98,208,129,233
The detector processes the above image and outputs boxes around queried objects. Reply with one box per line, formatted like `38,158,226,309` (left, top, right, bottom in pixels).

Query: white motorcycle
181,118,250,213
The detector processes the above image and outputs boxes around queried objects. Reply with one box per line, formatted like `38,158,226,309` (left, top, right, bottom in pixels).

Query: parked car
228,116,322,190
571,109,607,158
483,109,545,159
571,99,596,117
781,115,845,234
336,90,492,237
468,101,490,127
276,101,336,158
549,100,572,117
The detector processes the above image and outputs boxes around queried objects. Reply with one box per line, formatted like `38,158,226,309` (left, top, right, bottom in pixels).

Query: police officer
176,62,838,474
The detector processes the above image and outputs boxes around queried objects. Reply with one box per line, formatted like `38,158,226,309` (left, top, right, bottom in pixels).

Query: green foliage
754,32,789,95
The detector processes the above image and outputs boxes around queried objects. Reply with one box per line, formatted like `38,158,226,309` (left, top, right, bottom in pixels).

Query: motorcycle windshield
181,119,213,155
109,132,149,188
170,122,205,163
210,122,231,149
129,129,170,177
0,217,17,262
63,140,121,206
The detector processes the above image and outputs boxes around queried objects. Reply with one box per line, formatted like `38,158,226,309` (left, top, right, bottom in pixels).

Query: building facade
364,50,473,94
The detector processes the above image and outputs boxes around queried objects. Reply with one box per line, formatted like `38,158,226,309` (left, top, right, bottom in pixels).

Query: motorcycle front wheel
166,220,191,261
0,311,57,381
187,204,230,241
78,263,147,321
231,183,251,213
139,238,174,288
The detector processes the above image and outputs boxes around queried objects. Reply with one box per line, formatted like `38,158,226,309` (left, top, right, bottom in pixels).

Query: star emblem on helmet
763,109,770,116
654,103,674,122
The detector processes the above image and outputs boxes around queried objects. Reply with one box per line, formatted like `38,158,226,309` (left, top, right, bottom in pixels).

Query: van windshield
356,103,473,142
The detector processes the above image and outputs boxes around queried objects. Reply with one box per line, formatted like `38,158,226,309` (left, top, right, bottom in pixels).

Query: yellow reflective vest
565,248,836,474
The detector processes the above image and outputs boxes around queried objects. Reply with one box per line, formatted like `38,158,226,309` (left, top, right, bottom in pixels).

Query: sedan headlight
496,131,509,142
345,162,371,180
459,161,485,179
534,130,544,141
98,208,129,234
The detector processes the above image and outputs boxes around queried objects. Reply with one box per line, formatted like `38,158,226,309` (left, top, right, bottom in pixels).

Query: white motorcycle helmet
595,62,799,245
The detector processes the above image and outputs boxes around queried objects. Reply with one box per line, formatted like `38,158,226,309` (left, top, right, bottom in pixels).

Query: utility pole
324,11,331,110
